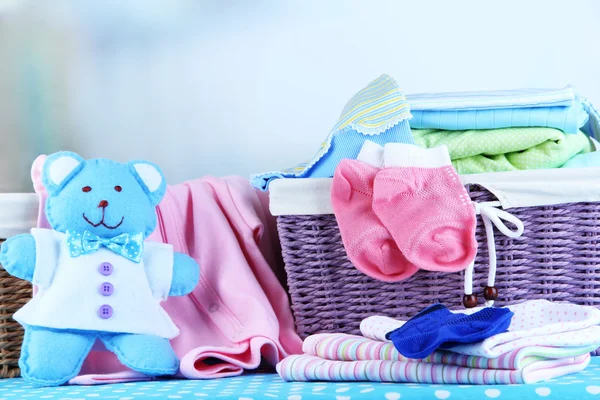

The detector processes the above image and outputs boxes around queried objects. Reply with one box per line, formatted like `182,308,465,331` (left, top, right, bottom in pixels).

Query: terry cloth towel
407,90,588,134
406,86,576,111
412,127,593,174
361,300,600,358
302,333,599,370
250,74,414,191
276,354,590,384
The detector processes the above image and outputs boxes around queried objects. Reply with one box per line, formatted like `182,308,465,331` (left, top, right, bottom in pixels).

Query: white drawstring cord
464,201,525,307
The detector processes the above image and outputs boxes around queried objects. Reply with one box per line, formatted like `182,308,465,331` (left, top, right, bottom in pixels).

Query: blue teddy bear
0,151,200,386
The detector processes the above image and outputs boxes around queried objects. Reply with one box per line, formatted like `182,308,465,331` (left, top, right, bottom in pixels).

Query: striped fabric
276,301,600,385
276,354,590,384
279,74,411,174
408,99,588,133
250,74,413,191
404,86,586,133
329,74,411,135
406,85,575,111
275,74,410,176
303,333,599,371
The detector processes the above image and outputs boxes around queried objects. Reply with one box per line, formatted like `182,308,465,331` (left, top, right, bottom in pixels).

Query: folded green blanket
413,127,593,174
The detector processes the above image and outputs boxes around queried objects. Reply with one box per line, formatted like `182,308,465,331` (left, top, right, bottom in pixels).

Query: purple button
98,262,113,276
99,282,114,296
98,304,113,319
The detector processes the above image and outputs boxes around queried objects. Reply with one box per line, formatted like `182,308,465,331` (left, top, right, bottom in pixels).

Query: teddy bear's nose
98,200,109,208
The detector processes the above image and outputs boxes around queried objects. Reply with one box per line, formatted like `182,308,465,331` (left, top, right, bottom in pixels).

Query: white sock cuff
356,140,384,168
383,143,452,168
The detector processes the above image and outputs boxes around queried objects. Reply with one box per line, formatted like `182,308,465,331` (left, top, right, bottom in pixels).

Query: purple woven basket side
278,185,600,355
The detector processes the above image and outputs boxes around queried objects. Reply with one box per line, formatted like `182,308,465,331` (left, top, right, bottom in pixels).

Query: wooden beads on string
463,294,478,308
483,286,498,301
464,287,499,309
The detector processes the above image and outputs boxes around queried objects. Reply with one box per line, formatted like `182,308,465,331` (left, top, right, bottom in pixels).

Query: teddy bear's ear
42,151,85,195
127,160,166,207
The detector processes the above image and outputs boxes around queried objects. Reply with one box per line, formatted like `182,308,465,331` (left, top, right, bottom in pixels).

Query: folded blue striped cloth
250,74,415,191
406,87,588,134
406,86,576,111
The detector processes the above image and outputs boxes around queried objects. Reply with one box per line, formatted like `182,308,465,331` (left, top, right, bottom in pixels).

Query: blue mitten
385,304,514,359
0,152,201,386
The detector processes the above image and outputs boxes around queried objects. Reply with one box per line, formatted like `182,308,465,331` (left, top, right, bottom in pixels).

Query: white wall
1,0,599,192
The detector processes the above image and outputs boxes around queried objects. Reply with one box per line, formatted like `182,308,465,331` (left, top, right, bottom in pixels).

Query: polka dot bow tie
66,230,144,263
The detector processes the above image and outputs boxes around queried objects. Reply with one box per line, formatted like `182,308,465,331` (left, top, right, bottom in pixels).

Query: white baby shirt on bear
14,228,179,339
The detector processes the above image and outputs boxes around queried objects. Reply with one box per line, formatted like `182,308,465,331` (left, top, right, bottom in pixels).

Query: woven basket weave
0,239,30,378
278,185,600,354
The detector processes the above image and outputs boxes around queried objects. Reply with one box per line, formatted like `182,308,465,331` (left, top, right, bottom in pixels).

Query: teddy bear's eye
82,186,92,192
114,185,122,192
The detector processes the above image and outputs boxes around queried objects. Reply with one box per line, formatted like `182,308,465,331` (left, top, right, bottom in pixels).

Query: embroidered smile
83,210,124,229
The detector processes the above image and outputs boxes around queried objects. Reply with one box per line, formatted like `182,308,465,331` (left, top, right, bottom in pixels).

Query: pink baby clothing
372,143,477,272
331,157,418,282
330,141,477,283
361,299,600,358
276,354,590,384
29,155,303,383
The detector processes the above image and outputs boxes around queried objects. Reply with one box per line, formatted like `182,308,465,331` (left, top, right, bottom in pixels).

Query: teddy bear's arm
169,252,200,296
0,234,37,282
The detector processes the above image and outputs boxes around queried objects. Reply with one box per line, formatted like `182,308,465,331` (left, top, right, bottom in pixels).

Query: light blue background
0,0,599,192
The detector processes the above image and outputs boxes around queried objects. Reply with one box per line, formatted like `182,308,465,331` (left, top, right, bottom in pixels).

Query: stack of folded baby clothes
252,74,600,192
405,86,598,174
277,299,600,384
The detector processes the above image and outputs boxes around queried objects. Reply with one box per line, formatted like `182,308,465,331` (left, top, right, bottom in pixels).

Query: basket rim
268,167,600,217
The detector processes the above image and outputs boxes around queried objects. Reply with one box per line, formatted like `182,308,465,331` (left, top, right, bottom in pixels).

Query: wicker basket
276,185,600,353
0,239,30,378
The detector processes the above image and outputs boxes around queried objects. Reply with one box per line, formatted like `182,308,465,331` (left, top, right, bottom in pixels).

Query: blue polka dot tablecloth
4,357,600,400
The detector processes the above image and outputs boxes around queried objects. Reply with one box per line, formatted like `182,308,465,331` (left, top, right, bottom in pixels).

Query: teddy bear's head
42,151,166,238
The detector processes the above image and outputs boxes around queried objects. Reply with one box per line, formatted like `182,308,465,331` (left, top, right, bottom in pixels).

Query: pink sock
372,144,477,272
331,159,419,282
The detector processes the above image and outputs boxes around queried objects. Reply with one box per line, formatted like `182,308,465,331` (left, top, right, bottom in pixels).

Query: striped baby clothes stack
277,300,600,385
